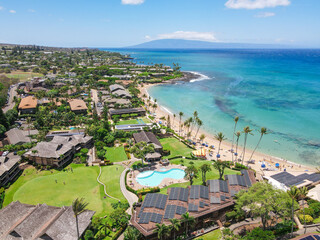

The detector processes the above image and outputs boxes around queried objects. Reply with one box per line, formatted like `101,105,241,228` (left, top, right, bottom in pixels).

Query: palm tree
194,118,203,140
72,198,89,239
234,131,241,162
179,112,184,135
173,113,176,129
153,223,170,240
248,127,268,162
190,111,198,133
124,226,142,240
241,126,253,165
287,186,299,238
213,160,228,180
169,218,181,240
99,220,111,237
231,116,239,162
298,187,309,234
214,132,226,160
199,134,206,143
184,165,198,185
181,212,195,236
200,163,211,185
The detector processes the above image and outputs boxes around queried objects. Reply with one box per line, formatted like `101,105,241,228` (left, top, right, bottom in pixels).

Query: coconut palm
231,116,239,162
190,111,198,133
234,131,241,162
181,212,195,236
214,132,226,160
287,186,300,238
241,126,253,165
199,134,206,143
179,112,184,135
72,198,89,239
194,118,203,140
298,187,309,234
153,223,170,240
248,127,268,162
173,113,176,129
200,163,211,185
169,218,181,240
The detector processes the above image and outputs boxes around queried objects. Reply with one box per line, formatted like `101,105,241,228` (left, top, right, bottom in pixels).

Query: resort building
68,99,88,114
105,98,131,108
133,131,163,153
18,96,38,114
109,107,146,117
264,171,320,191
0,201,95,240
132,170,256,239
24,135,93,168
4,128,38,145
109,84,132,99
0,154,21,187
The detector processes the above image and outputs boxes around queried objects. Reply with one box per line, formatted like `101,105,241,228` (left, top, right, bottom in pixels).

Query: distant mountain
127,39,290,49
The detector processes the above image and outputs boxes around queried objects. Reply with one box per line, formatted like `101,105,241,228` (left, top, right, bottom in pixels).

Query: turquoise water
105,49,320,166
136,168,185,187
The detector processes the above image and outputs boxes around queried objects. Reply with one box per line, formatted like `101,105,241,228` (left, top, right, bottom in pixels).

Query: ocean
104,48,320,167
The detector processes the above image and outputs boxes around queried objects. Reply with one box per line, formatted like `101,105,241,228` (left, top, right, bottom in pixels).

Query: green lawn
116,117,151,125
4,164,125,216
159,159,239,195
4,71,43,82
105,146,128,162
195,229,221,240
160,137,193,158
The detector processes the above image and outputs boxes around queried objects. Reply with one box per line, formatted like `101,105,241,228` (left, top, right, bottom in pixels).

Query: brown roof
68,99,87,111
18,96,38,109
0,201,95,240
132,170,256,237
133,131,162,149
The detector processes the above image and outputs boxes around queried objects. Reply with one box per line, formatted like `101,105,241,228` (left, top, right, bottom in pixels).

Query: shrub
309,202,320,217
299,214,314,224
273,220,295,236
301,208,315,218
226,211,237,221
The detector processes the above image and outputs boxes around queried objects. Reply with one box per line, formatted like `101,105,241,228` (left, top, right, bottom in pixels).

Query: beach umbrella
234,152,238,156
206,144,208,147
261,163,266,168
216,154,221,158
211,145,215,148
159,121,162,124
275,163,280,168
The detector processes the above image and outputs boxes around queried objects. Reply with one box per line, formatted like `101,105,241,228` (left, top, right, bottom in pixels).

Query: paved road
90,88,102,116
3,85,17,113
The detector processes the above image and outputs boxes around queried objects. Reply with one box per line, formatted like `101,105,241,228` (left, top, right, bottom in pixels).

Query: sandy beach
138,76,316,178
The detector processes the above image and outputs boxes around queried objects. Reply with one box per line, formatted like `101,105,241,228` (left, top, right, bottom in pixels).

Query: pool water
136,168,185,187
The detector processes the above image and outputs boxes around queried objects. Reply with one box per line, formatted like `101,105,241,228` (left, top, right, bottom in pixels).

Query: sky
0,0,319,47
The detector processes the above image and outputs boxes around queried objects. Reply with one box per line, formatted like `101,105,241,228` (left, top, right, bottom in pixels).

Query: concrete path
3,85,17,113
97,166,121,202
120,167,138,214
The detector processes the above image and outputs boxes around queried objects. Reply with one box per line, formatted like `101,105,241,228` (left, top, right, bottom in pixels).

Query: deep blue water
103,48,320,166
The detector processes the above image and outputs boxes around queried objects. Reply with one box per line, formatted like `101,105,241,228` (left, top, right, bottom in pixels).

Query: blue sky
0,0,319,47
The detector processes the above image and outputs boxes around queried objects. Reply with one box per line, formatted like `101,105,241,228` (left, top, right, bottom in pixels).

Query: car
2,151,9,156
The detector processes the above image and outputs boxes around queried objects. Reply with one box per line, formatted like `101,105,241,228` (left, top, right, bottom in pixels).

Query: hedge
112,224,127,240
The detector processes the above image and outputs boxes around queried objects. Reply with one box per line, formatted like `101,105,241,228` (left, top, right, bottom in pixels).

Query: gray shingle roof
133,131,162,149
0,202,95,240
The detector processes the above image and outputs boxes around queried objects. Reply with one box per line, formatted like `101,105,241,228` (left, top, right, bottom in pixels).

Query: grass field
4,71,43,82
116,117,151,125
314,217,320,223
195,229,221,240
159,159,238,195
4,164,125,216
105,146,128,162
160,137,193,158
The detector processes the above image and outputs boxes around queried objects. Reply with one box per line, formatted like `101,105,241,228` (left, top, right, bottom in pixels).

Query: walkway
97,166,121,202
120,167,138,214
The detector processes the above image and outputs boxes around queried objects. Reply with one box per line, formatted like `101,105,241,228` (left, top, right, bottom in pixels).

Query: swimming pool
136,168,185,187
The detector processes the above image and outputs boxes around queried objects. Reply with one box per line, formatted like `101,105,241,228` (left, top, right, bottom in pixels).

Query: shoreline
138,74,316,176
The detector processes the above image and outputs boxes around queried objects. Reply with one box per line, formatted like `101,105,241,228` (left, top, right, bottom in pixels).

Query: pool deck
127,163,187,190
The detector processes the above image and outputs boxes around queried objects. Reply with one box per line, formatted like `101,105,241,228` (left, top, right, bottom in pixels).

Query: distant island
127,39,290,49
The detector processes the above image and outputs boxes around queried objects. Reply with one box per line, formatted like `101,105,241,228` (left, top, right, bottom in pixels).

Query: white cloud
28,9,36,13
0,6,4,11
9,10,16,14
155,31,217,42
225,0,290,9
122,0,145,5
255,12,275,17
